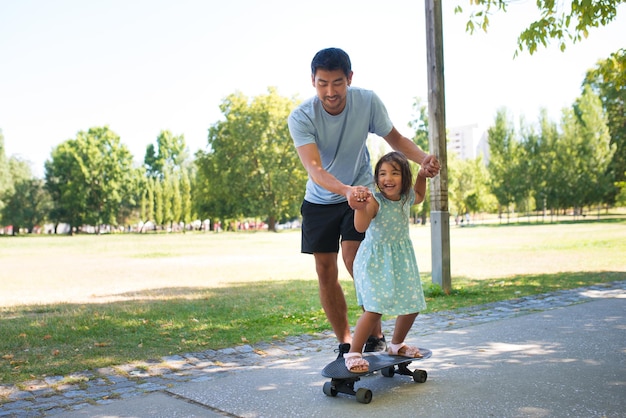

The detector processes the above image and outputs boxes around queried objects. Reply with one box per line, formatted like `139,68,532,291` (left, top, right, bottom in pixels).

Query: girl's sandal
344,353,369,373
387,343,423,358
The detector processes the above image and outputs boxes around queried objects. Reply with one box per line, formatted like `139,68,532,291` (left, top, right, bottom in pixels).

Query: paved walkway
1,280,624,417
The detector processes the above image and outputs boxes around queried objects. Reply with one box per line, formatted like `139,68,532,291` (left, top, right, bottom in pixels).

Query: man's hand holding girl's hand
347,186,371,209
421,155,440,178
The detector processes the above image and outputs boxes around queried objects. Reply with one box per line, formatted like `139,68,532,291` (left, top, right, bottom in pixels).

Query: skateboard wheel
381,366,395,377
413,369,427,383
356,387,372,404
323,382,338,397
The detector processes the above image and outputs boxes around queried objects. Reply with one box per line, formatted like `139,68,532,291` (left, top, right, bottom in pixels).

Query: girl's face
377,161,403,201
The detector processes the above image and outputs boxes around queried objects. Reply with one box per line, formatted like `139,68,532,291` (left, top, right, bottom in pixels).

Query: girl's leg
391,312,418,345
350,311,382,354
388,313,423,358
345,311,382,373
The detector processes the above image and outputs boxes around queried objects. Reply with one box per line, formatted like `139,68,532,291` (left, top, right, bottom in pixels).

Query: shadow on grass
1,272,624,385
422,271,626,311
0,280,332,384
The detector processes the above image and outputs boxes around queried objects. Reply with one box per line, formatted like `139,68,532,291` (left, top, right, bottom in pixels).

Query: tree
0,129,12,220
409,97,430,152
161,171,173,228
409,97,432,224
153,178,164,228
195,88,306,231
144,130,189,178
138,175,152,230
447,152,494,218
116,166,145,228
446,151,464,216
457,0,624,55
1,157,52,233
583,48,626,203
515,117,543,216
143,130,194,231
487,108,521,221
1,179,52,234
169,171,182,230
565,85,615,212
529,109,560,218
180,169,192,228
45,126,135,233
146,177,155,227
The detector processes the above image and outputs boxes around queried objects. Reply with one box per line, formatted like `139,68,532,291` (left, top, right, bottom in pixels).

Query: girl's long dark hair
374,151,413,205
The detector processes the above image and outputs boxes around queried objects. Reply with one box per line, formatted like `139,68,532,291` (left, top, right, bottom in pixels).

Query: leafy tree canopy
144,130,189,177
45,126,135,232
456,0,624,55
195,87,305,230
583,48,626,194
0,130,11,205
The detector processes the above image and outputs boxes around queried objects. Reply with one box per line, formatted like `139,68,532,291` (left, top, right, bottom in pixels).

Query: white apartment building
447,124,489,164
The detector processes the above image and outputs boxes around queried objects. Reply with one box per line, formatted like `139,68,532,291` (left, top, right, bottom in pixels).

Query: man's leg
314,252,351,344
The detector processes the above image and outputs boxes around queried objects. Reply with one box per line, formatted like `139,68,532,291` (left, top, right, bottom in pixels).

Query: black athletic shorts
300,200,365,254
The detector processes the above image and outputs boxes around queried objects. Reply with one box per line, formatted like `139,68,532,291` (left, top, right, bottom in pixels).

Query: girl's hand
347,186,371,209
421,155,440,177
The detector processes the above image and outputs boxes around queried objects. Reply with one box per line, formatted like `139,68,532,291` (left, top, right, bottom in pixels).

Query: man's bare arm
296,143,369,209
383,127,440,177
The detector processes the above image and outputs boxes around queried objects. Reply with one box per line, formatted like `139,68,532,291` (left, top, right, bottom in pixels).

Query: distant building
448,124,489,165
448,124,477,160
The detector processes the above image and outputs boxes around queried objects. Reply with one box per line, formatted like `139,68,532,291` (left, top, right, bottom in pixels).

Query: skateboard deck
321,348,432,404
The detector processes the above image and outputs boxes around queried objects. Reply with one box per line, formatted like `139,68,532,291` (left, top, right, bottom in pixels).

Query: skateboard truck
323,377,372,404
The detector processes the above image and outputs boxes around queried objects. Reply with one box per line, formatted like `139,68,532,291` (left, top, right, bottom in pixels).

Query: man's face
311,68,353,115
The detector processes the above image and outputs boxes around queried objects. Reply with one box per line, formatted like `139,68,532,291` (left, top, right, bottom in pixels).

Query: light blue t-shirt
288,87,393,204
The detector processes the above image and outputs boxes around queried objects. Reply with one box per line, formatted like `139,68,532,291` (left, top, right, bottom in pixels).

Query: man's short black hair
311,48,352,77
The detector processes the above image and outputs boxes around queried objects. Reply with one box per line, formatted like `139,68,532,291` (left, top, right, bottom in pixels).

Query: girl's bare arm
413,168,427,205
354,196,379,233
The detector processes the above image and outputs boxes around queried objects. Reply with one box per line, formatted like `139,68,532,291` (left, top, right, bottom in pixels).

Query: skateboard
321,348,432,404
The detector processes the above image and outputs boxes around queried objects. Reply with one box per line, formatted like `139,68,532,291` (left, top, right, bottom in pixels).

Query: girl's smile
377,161,403,201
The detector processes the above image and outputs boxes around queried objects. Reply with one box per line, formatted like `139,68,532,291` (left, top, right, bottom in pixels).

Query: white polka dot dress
353,190,426,315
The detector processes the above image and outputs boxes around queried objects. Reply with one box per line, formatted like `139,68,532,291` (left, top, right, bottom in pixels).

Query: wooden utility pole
425,0,451,293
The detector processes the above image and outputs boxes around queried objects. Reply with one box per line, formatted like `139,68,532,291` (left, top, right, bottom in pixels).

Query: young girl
344,151,428,373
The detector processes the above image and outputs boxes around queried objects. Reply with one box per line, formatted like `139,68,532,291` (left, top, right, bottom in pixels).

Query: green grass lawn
1,217,625,387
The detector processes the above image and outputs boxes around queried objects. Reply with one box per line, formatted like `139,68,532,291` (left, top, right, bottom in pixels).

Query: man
288,47,440,357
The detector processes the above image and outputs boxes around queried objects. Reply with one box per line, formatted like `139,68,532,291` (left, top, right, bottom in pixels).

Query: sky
1,0,625,178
